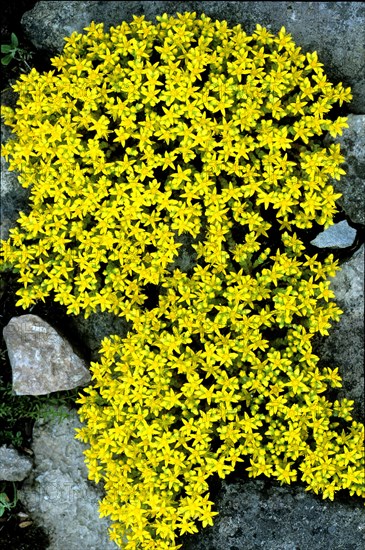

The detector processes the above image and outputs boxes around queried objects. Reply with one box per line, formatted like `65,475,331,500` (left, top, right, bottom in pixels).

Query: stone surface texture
314,245,365,421
183,479,365,550
0,445,33,481
21,1,365,112
3,315,91,395
19,407,118,550
310,220,357,248
326,115,365,225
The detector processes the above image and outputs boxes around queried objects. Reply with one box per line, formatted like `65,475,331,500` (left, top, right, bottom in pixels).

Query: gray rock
19,407,118,550
67,310,129,362
3,315,91,395
326,115,365,225
21,2,365,112
314,245,364,420
182,479,365,550
310,220,357,248
0,110,31,241
0,155,30,241
0,445,33,481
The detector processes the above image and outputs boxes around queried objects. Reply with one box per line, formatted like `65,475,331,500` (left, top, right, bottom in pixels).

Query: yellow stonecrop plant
77,260,364,549
0,13,350,315
0,11,363,550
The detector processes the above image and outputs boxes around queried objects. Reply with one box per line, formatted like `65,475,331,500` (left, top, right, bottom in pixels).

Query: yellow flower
275,461,297,484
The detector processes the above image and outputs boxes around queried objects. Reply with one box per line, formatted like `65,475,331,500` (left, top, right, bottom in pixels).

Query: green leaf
1,54,13,66
1,45,12,53
0,494,9,517
11,33,18,48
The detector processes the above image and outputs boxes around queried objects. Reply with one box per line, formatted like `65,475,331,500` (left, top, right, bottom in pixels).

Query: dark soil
0,499,50,550
0,1,38,92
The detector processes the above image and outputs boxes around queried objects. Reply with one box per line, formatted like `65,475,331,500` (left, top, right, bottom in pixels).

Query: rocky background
1,2,364,549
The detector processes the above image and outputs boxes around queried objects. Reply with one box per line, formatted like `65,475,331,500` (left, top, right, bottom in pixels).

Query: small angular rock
310,220,357,248
0,445,33,481
3,315,91,395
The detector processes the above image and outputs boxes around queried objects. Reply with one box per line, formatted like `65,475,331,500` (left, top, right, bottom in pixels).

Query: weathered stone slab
326,115,365,225
183,479,365,550
314,245,364,421
19,407,118,550
3,315,91,395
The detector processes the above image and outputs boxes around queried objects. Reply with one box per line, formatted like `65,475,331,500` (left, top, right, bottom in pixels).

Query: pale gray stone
0,445,33,481
314,245,364,420
325,115,365,225
21,2,365,112
310,220,357,248
3,315,91,395
19,407,118,550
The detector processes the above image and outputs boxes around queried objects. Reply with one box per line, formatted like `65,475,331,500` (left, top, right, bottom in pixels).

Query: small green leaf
1,45,12,53
11,33,18,48
1,54,14,66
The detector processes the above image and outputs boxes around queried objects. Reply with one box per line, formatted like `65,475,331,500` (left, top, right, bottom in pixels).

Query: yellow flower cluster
1,11,363,550
1,13,350,317
77,254,364,548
